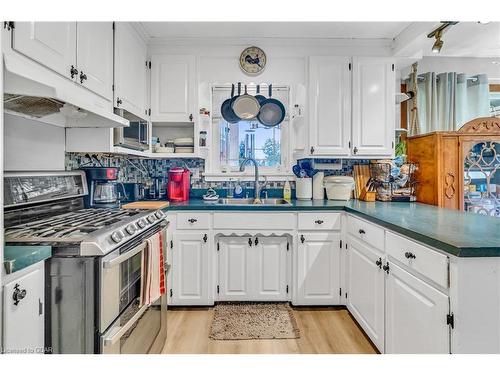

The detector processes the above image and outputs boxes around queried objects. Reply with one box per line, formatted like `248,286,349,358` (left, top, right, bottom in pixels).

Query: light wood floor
162,306,378,354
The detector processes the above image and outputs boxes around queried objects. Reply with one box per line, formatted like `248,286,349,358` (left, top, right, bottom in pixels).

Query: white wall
4,113,66,171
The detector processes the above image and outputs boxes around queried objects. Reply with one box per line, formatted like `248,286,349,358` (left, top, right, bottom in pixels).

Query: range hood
3,53,129,128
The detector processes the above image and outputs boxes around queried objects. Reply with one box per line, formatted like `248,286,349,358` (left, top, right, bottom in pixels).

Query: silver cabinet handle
103,242,146,269
103,304,148,346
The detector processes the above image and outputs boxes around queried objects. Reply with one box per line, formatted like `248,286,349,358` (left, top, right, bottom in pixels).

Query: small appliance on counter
81,167,125,208
324,176,355,201
167,167,190,202
121,182,145,202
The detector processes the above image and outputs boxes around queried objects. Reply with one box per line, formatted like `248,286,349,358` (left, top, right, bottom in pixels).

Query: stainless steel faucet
239,158,265,204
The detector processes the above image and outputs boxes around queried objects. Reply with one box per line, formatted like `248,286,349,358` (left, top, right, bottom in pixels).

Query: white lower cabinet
385,262,450,354
295,232,341,305
170,232,211,305
218,236,288,301
2,262,45,353
347,236,385,352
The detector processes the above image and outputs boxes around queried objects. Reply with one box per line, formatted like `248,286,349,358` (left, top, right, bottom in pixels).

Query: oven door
100,295,165,354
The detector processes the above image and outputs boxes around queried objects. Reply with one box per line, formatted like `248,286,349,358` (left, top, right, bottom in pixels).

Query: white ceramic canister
296,178,313,200
312,172,325,200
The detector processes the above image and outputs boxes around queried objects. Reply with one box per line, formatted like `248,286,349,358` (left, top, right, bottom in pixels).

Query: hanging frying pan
232,84,261,120
255,84,267,106
257,84,285,127
220,83,240,123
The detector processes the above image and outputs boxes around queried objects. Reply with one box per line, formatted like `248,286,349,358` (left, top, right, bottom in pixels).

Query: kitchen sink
217,198,291,206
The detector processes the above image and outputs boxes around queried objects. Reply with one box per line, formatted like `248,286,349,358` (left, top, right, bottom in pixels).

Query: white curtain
415,72,490,133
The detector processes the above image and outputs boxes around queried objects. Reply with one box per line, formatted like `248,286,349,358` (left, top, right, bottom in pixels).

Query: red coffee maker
167,167,190,202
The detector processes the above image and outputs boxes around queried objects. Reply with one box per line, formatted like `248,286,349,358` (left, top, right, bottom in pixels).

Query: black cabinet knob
189,114,193,121
405,251,416,259
375,258,382,269
248,238,253,247
116,97,123,106
382,263,390,274
300,235,305,243
70,65,78,79
254,237,259,246
12,283,27,306
188,218,198,224
353,146,358,154
315,220,324,224
79,71,87,84
359,229,366,235
203,234,207,243
310,146,315,154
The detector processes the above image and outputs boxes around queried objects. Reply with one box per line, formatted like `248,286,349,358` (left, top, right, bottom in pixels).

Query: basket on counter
369,161,418,202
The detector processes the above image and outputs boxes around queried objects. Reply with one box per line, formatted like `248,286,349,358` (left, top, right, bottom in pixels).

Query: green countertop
165,199,500,257
3,245,51,274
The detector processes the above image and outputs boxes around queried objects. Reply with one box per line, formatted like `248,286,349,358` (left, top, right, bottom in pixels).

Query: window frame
204,84,293,180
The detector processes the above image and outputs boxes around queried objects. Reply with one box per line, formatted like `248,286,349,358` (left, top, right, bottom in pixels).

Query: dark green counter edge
164,199,500,258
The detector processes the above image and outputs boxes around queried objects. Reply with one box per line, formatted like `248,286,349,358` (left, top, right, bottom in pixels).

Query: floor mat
209,302,300,340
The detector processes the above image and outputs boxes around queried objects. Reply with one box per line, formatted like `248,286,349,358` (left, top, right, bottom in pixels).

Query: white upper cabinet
295,232,341,305
150,55,196,122
385,262,450,354
309,56,351,156
76,22,114,100
114,22,148,118
13,22,77,79
12,22,114,101
351,57,395,157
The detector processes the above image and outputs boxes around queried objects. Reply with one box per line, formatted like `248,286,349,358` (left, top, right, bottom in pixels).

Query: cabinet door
218,237,252,301
252,237,288,301
3,262,45,353
296,232,341,305
347,237,385,352
309,56,351,156
114,22,148,118
171,232,210,305
13,22,77,78
385,262,450,354
76,22,114,100
150,55,196,122
351,57,395,157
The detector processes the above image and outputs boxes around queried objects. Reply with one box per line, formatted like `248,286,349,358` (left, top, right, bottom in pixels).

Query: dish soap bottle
283,180,291,202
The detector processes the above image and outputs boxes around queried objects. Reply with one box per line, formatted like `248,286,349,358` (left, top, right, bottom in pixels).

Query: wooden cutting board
122,201,169,210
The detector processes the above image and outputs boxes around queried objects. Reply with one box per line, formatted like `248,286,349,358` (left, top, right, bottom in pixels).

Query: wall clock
239,46,267,75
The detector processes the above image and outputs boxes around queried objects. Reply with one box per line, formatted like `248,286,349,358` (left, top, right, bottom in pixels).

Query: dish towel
141,231,166,306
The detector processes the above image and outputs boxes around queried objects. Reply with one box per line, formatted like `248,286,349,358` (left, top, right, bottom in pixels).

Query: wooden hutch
407,117,500,211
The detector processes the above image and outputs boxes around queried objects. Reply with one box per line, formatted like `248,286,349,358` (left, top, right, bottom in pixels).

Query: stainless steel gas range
4,171,168,354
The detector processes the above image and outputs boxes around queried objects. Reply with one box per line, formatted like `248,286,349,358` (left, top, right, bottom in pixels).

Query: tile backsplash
65,153,375,191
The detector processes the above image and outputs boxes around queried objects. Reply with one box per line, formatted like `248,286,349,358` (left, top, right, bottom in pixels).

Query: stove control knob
155,211,164,219
111,230,124,243
136,219,147,228
125,224,136,235
147,215,156,224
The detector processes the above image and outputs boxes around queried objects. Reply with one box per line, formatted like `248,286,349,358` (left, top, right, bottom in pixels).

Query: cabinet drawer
213,212,295,230
386,231,449,289
176,212,210,230
298,212,341,231
347,215,385,251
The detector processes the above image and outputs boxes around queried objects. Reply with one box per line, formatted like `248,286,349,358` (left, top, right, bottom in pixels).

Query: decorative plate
239,46,266,75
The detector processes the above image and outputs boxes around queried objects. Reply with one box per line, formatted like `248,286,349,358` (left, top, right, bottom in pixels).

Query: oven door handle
102,304,149,347
103,242,147,269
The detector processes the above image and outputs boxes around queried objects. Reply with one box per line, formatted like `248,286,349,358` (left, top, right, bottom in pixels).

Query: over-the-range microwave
113,108,149,151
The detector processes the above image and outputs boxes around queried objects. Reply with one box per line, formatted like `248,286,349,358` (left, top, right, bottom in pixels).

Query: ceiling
139,21,500,58
141,22,412,40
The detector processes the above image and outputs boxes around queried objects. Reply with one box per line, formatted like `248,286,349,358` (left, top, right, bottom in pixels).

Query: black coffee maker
81,167,126,208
